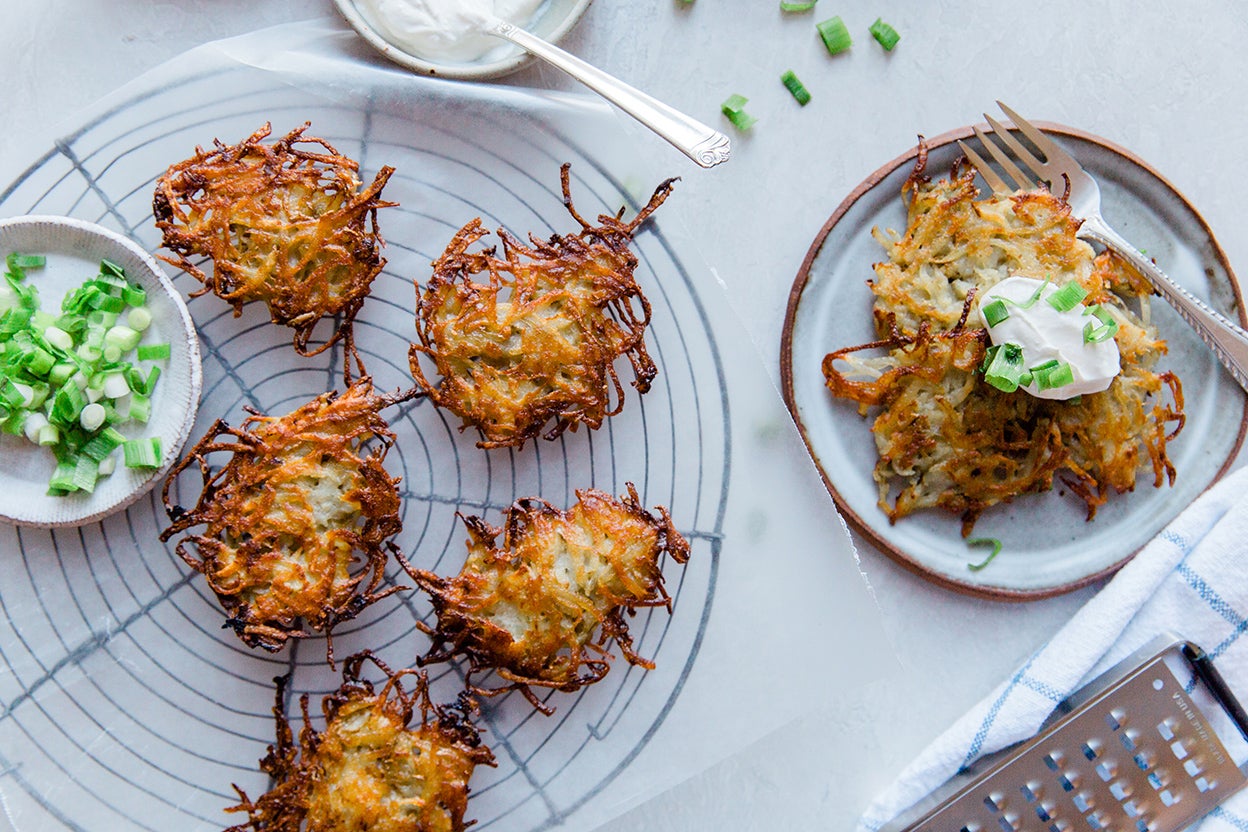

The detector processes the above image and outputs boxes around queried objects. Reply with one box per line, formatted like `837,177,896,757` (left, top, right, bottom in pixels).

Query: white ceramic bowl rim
332,0,593,80
0,214,203,528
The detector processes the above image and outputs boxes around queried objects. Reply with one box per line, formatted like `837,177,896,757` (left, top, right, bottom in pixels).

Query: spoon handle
487,20,731,168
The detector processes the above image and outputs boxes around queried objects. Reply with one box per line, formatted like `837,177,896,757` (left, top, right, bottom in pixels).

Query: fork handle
1081,217,1248,392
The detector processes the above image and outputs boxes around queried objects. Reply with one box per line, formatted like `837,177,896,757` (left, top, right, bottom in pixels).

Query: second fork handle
1082,216,1248,392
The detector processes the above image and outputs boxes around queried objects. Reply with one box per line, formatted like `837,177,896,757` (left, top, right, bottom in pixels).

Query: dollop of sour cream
357,0,545,63
977,275,1121,400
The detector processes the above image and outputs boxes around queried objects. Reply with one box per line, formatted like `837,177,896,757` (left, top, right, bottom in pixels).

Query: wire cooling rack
0,61,728,831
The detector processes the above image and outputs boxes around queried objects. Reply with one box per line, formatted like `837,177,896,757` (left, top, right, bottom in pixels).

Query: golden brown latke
153,122,394,368
409,164,676,449
403,484,690,713
161,380,410,657
822,148,1184,534
226,653,495,832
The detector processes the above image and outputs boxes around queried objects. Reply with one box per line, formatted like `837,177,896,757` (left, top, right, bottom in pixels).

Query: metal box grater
882,635,1248,832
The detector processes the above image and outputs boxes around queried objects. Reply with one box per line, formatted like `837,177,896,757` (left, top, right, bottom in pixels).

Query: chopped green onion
129,393,152,424
82,426,126,462
780,0,817,11
8,254,46,271
967,538,1003,571
780,70,812,105
122,284,146,308
136,342,170,361
1000,277,1051,309
981,342,1029,393
1082,304,1119,343
37,423,59,447
1046,281,1089,313
721,94,759,130
79,402,107,432
0,252,166,493
122,437,162,469
127,307,152,332
982,299,1010,327
104,325,142,352
1029,359,1074,391
1039,362,1074,390
817,15,853,54
868,17,900,51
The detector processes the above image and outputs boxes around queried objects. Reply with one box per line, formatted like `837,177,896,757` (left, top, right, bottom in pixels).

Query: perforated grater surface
883,635,1248,832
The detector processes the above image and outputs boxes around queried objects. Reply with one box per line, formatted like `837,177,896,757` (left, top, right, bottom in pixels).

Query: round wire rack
0,62,729,831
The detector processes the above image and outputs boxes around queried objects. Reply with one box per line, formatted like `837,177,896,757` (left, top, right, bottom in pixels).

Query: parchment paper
0,20,893,831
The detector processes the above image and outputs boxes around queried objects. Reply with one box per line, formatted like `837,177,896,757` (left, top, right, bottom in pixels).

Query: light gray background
2,2,1245,830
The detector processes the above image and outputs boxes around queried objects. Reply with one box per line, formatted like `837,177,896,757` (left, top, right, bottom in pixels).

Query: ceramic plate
0,216,202,527
781,124,1247,600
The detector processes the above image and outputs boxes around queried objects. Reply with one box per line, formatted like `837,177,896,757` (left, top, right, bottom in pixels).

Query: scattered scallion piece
1000,277,1050,309
780,0,818,10
816,16,852,55
967,537,1003,571
1030,359,1074,391
982,299,1010,328
721,94,759,131
980,342,1029,393
1082,304,1119,343
780,70,812,105
868,17,900,51
1046,281,1089,313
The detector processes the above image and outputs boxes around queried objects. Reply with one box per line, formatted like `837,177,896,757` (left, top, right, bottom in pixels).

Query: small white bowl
334,0,593,80
0,216,202,528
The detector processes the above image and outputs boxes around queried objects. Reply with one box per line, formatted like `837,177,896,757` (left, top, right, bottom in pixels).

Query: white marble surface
2,2,1246,830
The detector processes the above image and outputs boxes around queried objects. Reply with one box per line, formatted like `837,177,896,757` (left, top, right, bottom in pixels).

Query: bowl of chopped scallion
0,215,202,527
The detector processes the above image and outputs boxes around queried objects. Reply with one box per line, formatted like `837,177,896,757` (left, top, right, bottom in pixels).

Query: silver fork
959,101,1248,392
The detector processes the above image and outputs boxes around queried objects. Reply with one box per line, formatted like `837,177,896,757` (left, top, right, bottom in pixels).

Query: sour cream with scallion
356,0,545,63
976,275,1121,400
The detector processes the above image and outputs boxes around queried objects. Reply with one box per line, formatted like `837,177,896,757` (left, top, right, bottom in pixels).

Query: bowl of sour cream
336,0,593,80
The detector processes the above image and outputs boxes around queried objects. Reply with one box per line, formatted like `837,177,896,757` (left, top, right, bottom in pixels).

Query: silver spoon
482,17,731,169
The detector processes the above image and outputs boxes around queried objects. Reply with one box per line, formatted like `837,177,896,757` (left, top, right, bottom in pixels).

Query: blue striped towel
858,464,1248,832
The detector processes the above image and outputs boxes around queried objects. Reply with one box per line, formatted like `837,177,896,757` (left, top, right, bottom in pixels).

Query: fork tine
995,101,1071,164
957,139,1011,195
983,113,1049,182
972,125,1036,191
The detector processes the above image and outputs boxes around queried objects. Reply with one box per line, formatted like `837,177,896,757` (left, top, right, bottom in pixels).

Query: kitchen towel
858,463,1248,832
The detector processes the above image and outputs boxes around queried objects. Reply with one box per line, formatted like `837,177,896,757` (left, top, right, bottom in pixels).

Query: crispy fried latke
153,122,395,371
226,653,495,832
161,380,411,658
402,484,690,713
409,164,676,449
822,147,1184,534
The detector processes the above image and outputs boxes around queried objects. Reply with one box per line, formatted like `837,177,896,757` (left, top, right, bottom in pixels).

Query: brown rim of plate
779,121,1248,603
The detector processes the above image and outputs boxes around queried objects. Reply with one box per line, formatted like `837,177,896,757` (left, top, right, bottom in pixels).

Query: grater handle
1184,643,1248,744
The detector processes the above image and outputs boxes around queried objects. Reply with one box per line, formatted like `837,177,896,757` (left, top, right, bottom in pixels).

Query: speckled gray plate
0,216,202,528
781,124,1247,601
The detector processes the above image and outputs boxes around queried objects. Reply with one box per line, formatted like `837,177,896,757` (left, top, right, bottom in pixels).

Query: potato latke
226,653,494,832
823,150,1184,534
153,122,394,367
409,164,675,449
404,485,690,712
161,381,408,656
